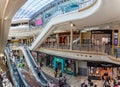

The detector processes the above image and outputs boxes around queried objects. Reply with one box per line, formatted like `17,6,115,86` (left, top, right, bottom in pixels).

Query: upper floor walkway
29,0,120,51
37,43,120,65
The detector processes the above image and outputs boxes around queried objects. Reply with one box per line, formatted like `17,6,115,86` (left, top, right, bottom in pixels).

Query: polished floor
41,66,119,87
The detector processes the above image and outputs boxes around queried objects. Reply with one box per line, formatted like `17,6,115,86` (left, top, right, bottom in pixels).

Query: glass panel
13,0,54,20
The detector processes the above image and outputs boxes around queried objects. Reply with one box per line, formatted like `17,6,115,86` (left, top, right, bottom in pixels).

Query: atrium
0,0,120,87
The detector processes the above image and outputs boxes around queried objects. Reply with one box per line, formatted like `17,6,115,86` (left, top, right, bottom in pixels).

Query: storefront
53,57,77,76
88,61,120,80
45,54,77,76
45,54,54,67
91,30,113,46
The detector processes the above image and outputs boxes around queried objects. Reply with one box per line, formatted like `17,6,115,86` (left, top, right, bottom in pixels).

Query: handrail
5,47,29,87
15,60,30,87
5,48,19,87
26,48,52,84
41,43,120,59
78,0,97,12
21,47,48,87
26,48,38,67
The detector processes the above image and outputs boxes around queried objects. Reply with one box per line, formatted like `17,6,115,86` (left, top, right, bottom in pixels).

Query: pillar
118,26,120,46
80,31,82,46
112,30,115,55
70,29,73,50
67,36,70,46
56,33,59,48
113,68,117,79
80,31,82,50
78,61,88,76
46,54,50,66
74,60,79,76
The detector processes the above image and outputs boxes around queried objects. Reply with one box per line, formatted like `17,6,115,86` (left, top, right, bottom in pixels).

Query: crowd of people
102,72,118,87
54,68,67,86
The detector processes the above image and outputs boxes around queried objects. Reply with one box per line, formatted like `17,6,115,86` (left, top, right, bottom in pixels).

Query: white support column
75,60,79,75
70,29,73,50
113,68,117,79
56,33,59,48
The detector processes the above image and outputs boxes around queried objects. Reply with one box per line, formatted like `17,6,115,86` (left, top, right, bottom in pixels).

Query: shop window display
64,60,74,75
88,67,114,80
89,67,100,77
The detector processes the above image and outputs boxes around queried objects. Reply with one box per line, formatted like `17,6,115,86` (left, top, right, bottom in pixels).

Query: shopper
63,76,67,84
81,80,85,87
114,77,118,87
54,71,57,78
59,70,62,78
94,84,97,87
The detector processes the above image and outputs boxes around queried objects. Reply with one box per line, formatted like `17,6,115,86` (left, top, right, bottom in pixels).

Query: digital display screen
36,19,42,25
114,39,118,45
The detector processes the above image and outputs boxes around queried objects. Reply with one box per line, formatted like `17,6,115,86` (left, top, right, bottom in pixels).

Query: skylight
13,0,54,20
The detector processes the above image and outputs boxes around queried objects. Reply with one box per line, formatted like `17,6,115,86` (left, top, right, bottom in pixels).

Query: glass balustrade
41,43,120,59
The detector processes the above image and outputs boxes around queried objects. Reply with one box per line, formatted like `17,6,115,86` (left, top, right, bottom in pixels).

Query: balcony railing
41,43,120,58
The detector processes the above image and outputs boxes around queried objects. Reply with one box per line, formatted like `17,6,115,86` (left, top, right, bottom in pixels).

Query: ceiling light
70,23,75,27
0,53,4,57
4,16,8,20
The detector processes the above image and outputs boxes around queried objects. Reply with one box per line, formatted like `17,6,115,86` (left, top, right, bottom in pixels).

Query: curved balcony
40,0,97,28
9,0,97,38
30,0,99,50
9,28,41,38
40,43,120,64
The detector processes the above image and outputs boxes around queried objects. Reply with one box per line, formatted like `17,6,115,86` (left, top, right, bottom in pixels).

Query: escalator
26,48,57,84
21,47,49,87
5,47,30,87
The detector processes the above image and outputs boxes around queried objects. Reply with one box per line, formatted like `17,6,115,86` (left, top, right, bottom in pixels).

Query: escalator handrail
5,48,20,87
26,48,50,82
21,47,48,86
26,48,38,67
6,47,29,87
25,48,48,84
15,60,30,87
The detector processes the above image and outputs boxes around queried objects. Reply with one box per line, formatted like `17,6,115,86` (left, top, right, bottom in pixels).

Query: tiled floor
41,66,120,87
41,66,88,87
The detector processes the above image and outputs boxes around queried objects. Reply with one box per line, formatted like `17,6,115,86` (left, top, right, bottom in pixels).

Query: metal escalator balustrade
21,47,48,87
26,49,47,84
14,59,30,87
27,49,48,82
26,48,59,86
5,48,20,87
5,47,30,87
